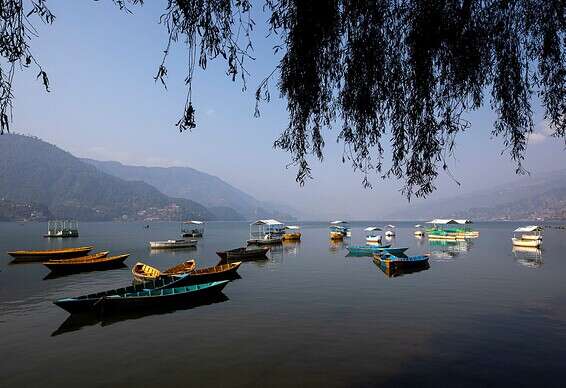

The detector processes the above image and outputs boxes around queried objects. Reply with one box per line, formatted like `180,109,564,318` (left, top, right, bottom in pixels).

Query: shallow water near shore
1,221,565,387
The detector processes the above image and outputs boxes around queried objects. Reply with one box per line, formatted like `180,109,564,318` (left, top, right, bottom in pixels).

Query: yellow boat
329,231,344,240
282,225,301,241
131,259,196,282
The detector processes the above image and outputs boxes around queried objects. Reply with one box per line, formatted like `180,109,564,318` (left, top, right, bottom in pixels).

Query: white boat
385,225,396,237
512,226,543,248
149,239,197,249
181,220,205,237
248,220,285,245
364,226,382,243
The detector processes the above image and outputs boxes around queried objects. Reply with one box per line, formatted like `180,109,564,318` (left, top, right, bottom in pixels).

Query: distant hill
388,170,566,221
83,158,297,220
0,134,214,221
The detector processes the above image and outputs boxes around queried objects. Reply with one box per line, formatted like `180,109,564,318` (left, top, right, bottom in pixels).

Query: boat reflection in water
428,238,471,260
282,240,301,256
329,239,346,253
52,292,229,337
512,246,543,268
373,258,430,278
43,263,128,280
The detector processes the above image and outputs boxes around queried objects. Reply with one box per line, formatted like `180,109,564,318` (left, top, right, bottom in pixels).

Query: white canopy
514,225,543,233
364,226,382,231
183,220,204,224
427,219,459,225
251,219,284,226
330,220,348,224
454,219,473,224
386,224,395,228
285,225,301,230
414,224,422,228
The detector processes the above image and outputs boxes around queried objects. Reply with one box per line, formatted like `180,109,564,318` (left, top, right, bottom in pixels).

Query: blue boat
373,254,429,270
347,245,409,257
54,280,229,314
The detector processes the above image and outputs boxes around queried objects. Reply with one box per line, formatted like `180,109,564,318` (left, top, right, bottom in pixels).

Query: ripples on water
0,221,565,387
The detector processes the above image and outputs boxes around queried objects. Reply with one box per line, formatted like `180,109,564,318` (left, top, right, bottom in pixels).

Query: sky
10,0,566,220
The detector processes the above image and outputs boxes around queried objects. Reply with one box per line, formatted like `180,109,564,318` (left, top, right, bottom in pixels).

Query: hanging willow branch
1,0,565,199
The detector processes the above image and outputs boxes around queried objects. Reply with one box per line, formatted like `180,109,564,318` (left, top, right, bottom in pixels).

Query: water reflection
512,246,543,268
372,259,430,278
282,240,301,256
329,240,347,253
51,293,229,337
149,247,197,256
43,264,128,280
428,238,472,260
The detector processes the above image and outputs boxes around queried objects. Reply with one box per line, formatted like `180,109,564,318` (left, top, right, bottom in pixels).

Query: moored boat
132,260,196,282
216,247,270,261
512,225,543,248
348,245,407,256
43,252,129,272
373,254,429,270
8,246,94,263
281,225,301,241
184,261,242,283
149,239,197,249
181,220,205,237
53,280,229,314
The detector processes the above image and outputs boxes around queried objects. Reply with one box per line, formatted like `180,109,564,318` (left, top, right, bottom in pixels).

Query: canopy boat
8,246,94,263
426,219,479,238
373,254,430,270
512,226,543,248
281,225,301,241
181,220,205,237
44,220,79,238
54,280,229,314
247,219,284,245
330,221,351,237
364,226,382,243
385,225,396,237
149,239,197,249
43,252,129,272
414,224,424,237
216,247,270,261
131,260,196,282
184,262,242,284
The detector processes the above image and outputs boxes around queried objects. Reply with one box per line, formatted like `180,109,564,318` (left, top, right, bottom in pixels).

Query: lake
1,221,565,387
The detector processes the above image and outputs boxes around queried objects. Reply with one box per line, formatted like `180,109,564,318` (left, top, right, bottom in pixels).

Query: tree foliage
1,0,565,198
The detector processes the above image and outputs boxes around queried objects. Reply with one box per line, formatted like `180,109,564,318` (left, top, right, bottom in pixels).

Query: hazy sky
11,0,566,219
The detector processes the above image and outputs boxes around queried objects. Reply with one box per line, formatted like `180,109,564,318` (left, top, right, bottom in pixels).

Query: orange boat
131,260,197,282
8,246,94,263
43,253,129,272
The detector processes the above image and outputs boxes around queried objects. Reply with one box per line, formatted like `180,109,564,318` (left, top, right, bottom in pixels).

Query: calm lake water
1,221,565,387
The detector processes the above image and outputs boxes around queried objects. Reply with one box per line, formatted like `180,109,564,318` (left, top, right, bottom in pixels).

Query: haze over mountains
388,169,566,221
82,159,296,220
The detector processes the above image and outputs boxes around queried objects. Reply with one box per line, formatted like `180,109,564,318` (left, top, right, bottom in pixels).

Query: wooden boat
216,247,269,260
185,262,242,283
131,260,196,282
374,259,430,277
511,238,541,248
281,225,301,241
373,254,429,270
8,246,94,263
53,280,229,314
149,239,197,249
329,231,344,240
347,245,407,256
43,252,129,272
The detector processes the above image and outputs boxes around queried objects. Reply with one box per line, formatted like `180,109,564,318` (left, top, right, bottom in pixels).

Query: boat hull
8,246,94,263
246,238,282,245
512,238,542,248
54,281,229,314
149,240,197,249
217,247,270,261
281,233,301,241
44,253,128,272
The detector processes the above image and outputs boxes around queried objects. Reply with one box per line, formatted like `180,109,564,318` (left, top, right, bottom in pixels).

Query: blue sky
11,0,566,219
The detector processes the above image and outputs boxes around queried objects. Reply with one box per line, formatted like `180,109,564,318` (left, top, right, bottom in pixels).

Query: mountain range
81,159,296,220
388,169,566,221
